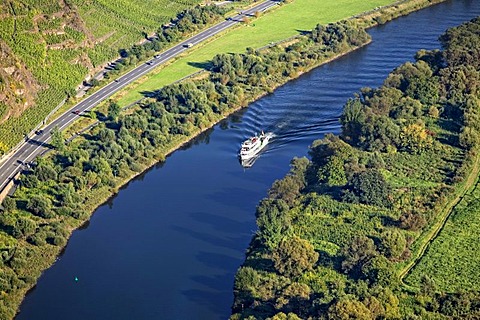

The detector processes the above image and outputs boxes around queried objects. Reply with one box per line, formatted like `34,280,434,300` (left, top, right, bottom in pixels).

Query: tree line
231,17,480,320
0,19,372,319
106,5,229,76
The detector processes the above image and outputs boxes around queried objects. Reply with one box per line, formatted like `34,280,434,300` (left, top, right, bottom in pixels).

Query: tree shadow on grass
139,90,158,99
436,118,461,147
296,29,312,36
187,60,213,70
382,215,399,228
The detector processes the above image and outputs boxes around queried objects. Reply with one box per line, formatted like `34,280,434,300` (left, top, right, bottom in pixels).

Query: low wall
0,173,19,205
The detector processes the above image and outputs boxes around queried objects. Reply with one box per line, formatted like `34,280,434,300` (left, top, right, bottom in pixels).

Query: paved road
0,0,279,193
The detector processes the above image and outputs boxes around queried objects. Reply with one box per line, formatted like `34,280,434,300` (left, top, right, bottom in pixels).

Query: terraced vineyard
0,0,202,153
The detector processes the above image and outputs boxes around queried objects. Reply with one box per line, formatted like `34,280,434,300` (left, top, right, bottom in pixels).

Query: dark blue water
16,1,480,319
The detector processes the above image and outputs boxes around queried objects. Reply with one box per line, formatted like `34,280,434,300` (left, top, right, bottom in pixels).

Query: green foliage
340,236,377,276
256,199,292,251
269,312,302,320
407,192,480,291
1,197,16,213
343,169,391,207
268,176,303,206
50,126,65,151
378,229,406,260
0,18,367,310
114,5,228,71
328,298,372,320
272,236,319,278
107,100,121,121
26,195,52,218
0,0,206,150
233,17,480,320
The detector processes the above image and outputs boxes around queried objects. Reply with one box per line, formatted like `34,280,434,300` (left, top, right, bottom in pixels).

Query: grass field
115,0,395,106
405,182,480,292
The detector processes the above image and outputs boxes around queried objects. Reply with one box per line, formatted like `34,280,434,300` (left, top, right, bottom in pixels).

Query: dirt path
399,152,480,284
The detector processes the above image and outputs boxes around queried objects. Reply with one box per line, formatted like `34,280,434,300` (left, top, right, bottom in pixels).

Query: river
16,1,480,319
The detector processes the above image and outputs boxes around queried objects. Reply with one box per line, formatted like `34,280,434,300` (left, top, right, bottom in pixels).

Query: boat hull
238,132,273,161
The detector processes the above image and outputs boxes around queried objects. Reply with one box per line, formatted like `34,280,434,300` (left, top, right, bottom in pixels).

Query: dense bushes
231,17,480,320
0,19,373,319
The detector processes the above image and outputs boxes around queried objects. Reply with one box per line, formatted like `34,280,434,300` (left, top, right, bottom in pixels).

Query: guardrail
0,98,67,167
0,0,273,200
66,70,207,140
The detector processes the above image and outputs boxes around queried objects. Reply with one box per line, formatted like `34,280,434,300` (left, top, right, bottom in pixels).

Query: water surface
17,1,480,319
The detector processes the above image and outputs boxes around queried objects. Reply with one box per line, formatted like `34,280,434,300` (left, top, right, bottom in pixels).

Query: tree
90,78,100,87
317,155,348,187
272,236,319,278
270,313,302,320
2,197,16,212
361,256,397,287
379,229,406,259
399,211,427,231
256,199,291,250
459,126,480,149
35,163,58,182
328,298,372,320
27,195,53,218
275,282,312,315
340,236,377,276
13,217,37,239
268,175,303,206
343,169,391,207
341,98,365,145
50,126,65,151
108,100,121,121
399,122,433,154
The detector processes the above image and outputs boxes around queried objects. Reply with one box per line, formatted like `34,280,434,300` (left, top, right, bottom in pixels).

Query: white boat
238,131,273,161
240,156,257,168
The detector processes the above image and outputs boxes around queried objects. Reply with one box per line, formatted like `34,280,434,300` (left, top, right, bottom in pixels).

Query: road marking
0,0,277,193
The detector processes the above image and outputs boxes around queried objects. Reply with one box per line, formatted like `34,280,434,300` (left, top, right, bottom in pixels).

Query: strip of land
114,0,395,106
0,0,451,319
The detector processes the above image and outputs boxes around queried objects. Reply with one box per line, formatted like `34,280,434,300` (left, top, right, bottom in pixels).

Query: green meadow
406,184,480,291
116,0,394,106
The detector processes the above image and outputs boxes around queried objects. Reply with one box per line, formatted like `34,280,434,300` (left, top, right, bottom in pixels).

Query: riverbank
1,1,450,318
230,14,480,319
114,0,447,108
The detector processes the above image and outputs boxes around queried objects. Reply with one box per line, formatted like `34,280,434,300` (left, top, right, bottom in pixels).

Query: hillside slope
0,0,201,153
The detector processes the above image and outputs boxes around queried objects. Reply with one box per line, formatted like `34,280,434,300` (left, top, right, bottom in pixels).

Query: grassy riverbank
231,15,480,320
0,1,450,318
114,0,395,107
114,0,448,107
